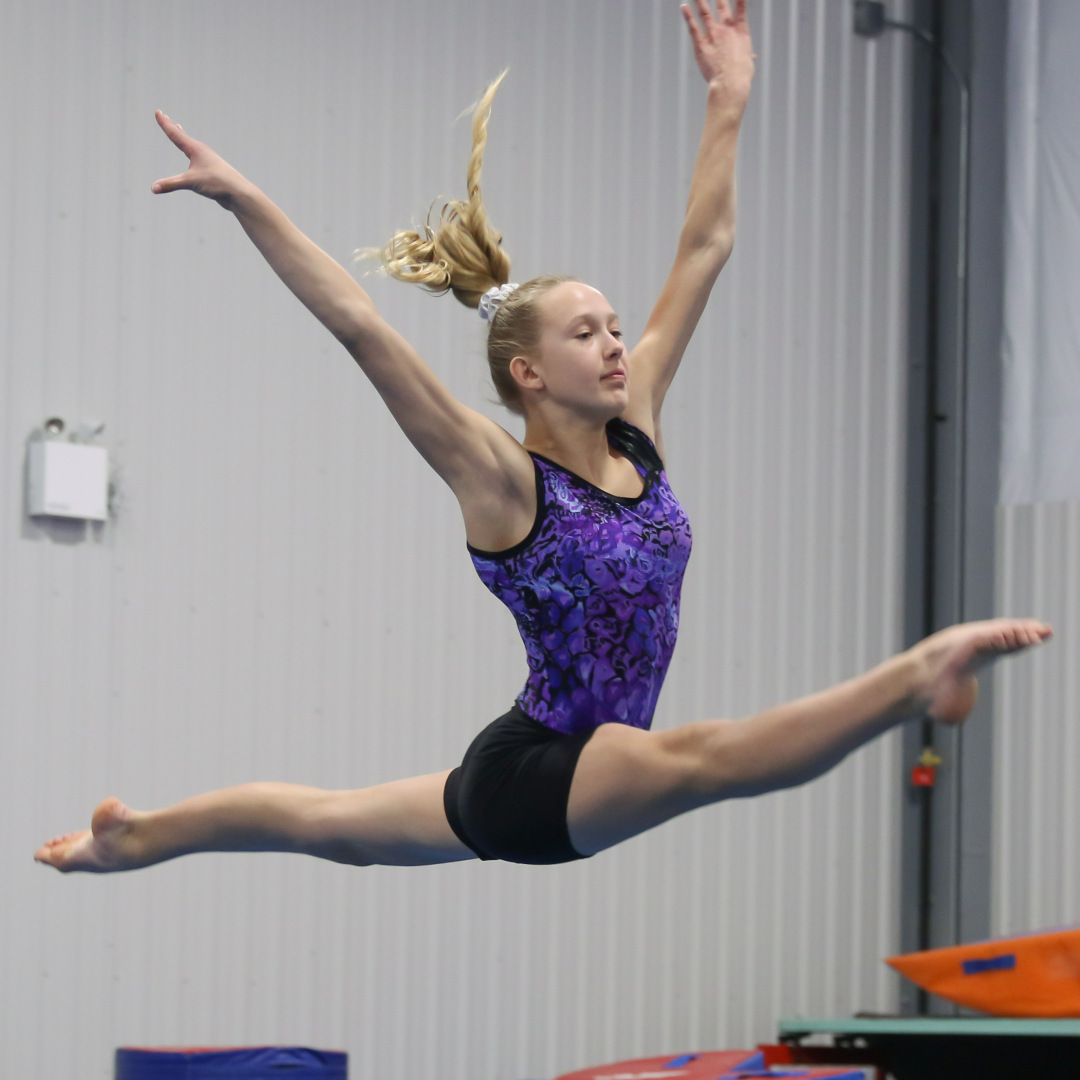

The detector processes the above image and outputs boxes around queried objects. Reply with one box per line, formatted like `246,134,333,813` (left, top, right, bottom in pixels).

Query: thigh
316,771,477,867
566,722,714,857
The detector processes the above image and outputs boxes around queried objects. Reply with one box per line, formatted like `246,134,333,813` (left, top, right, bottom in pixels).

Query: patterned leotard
469,418,693,735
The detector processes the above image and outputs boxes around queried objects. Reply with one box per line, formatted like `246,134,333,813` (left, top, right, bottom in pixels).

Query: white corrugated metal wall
992,0,1080,948
994,503,1080,936
0,2,912,1076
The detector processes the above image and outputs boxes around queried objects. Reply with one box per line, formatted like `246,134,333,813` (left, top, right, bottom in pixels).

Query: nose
606,331,624,357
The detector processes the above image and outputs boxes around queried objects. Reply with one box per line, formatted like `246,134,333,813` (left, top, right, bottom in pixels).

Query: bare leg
36,619,1051,871
567,618,1053,856
35,771,474,873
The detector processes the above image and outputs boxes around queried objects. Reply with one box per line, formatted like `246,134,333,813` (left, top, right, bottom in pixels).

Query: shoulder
456,428,540,554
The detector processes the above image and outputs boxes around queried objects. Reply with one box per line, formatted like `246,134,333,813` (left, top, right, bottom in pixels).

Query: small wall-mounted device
27,417,109,521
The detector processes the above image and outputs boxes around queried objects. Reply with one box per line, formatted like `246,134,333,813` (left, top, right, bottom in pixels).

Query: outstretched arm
622,0,754,445
150,112,534,536
151,111,379,349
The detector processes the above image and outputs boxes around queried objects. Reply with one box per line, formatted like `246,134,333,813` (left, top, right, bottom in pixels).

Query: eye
611,330,623,340
576,331,592,340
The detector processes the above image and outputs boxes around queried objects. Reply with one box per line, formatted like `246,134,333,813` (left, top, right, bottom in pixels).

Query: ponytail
373,72,512,308
370,73,577,417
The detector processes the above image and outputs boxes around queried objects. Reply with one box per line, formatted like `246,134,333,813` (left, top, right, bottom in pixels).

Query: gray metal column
954,0,1008,958
895,0,1008,1013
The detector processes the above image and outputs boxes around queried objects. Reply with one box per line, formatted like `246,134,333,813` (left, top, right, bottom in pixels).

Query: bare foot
912,618,1053,724
34,797,144,873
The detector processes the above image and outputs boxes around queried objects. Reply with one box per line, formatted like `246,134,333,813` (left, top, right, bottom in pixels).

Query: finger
733,0,748,27
155,109,196,155
150,172,193,195
680,4,703,44
696,0,719,28
710,0,735,25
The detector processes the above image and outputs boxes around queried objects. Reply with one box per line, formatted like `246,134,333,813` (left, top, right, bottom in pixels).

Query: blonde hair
372,73,576,415
376,71,511,307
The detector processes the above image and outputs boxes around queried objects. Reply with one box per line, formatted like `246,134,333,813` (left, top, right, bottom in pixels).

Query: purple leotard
469,418,693,735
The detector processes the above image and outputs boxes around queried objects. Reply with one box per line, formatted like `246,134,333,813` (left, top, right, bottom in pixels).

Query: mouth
602,369,626,382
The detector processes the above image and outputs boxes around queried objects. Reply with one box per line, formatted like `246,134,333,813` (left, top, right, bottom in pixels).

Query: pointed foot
914,618,1053,725
35,797,141,873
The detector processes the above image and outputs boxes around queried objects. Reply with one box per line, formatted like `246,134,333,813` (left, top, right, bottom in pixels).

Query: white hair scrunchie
478,282,519,322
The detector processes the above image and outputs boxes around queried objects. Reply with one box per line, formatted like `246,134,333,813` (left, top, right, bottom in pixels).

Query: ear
509,354,544,394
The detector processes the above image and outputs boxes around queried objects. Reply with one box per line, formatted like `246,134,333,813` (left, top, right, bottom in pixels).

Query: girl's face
516,281,627,418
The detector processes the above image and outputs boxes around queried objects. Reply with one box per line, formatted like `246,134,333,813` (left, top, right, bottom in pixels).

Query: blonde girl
37,0,1050,873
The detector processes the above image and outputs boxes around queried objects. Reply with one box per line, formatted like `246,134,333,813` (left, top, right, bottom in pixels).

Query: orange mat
887,927,1080,1016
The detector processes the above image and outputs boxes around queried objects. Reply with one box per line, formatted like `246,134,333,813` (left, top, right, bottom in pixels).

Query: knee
311,837,377,867
296,791,377,866
657,719,740,802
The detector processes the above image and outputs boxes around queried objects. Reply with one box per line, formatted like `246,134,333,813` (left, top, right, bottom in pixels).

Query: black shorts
443,706,596,865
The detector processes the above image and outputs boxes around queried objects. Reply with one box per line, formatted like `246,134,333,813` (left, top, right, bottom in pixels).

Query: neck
521,410,618,482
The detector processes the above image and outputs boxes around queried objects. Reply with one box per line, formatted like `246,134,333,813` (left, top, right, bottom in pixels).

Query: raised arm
150,112,533,533
622,0,754,439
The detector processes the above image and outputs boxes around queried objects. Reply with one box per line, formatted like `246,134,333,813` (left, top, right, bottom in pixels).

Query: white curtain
1001,0,1080,505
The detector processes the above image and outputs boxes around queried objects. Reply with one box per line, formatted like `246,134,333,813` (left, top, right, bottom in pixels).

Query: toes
984,619,1051,654
35,830,93,869
34,842,65,866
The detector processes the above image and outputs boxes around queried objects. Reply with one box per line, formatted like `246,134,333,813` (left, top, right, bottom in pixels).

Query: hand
681,0,755,104
151,110,251,208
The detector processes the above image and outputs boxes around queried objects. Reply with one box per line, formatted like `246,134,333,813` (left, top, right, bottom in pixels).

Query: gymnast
36,0,1050,873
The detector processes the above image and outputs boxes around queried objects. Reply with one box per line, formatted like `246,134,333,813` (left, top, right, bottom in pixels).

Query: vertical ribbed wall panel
0,3,912,1077
994,501,1080,937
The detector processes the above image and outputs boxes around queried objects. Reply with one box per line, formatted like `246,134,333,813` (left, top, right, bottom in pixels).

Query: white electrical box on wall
28,440,109,521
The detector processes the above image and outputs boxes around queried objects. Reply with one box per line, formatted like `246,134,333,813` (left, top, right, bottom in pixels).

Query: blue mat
115,1046,347,1079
